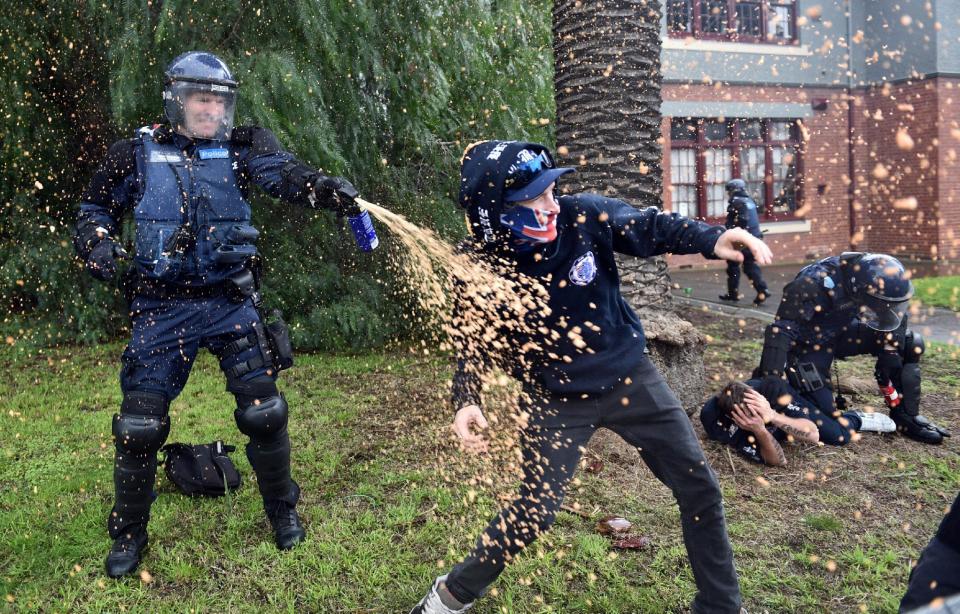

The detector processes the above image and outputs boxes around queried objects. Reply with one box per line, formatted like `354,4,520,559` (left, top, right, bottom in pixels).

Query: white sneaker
854,410,897,433
409,575,474,614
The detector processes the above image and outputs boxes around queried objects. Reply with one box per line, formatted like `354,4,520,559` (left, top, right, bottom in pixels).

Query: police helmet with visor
163,51,237,141
842,252,914,331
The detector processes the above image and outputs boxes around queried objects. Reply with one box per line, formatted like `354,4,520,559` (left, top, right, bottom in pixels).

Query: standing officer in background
719,178,770,305
73,51,361,578
754,252,950,446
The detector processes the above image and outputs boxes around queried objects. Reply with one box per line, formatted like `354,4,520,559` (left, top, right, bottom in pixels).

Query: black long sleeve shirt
450,193,724,409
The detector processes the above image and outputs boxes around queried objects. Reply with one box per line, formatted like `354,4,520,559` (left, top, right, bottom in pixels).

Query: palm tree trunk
553,0,674,308
552,0,706,420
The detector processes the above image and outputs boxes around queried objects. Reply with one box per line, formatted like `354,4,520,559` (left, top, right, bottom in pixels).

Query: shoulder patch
569,251,597,286
823,277,835,289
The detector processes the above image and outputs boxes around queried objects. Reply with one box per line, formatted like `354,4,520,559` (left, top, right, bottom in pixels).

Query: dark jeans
726,248,767,295
445,356,741,614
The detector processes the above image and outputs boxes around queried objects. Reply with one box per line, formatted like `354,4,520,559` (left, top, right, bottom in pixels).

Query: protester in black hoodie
410,141,771,614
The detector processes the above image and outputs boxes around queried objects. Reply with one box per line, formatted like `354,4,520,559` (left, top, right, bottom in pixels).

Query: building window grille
668,117,803,220
667,0,797,44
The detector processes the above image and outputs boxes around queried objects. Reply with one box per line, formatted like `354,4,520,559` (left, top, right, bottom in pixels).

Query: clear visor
858,294,909,331
163,81,236,141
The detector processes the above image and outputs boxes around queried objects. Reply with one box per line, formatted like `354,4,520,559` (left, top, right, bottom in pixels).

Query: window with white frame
668,117,803,220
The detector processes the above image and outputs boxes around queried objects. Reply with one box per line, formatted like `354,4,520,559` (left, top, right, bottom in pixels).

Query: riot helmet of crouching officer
163,51,237,141
840,252,913,332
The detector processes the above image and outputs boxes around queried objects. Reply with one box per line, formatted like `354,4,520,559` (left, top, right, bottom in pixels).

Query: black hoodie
451,141,725,408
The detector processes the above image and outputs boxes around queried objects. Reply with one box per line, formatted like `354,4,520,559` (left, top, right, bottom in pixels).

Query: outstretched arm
239,126,359,213
599,198,771,265
713,227,772,265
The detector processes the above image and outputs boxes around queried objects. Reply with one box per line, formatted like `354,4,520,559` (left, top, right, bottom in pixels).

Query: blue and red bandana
499,205,558,250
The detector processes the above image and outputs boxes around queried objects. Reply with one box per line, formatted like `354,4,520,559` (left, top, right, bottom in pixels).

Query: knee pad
235,394,289,440
113,412,170,455
903,331,925,364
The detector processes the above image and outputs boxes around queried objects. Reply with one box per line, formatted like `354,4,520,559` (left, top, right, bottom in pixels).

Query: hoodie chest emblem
569,251,597,286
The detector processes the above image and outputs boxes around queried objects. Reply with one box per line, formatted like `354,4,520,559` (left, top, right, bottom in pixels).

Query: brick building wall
662,83,853,268
851,79,941,258
937,78,960,260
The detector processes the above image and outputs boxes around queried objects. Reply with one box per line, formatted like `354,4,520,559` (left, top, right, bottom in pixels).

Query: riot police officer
719,178,770,305
74,51,362,578
755,252,950,446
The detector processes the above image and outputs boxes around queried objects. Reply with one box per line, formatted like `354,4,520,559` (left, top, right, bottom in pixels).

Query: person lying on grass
700,379,895,466
700,381,820,466
410,139,773,614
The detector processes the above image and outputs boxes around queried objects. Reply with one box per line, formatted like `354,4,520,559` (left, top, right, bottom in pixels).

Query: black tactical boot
891,407,947,444
718,293,739,302
264,481,305,550
753,291,770,305
105,524,148,578
266,499,306,550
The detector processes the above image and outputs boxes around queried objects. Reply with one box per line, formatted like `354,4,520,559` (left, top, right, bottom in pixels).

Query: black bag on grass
160,441,241,497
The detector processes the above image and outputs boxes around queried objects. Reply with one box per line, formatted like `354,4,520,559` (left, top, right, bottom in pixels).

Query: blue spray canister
348,209,379,252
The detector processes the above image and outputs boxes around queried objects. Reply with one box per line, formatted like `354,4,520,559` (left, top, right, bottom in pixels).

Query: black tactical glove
313,176,360,217
86,239,129,282
874,351,903,384
756,375,794,407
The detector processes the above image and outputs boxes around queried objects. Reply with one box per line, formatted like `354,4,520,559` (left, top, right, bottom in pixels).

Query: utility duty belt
130,277,233,300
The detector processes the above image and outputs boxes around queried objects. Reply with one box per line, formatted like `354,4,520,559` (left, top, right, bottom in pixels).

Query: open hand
730,403,766,433
743,388,776,423
451,405,489,454
714,228,773,265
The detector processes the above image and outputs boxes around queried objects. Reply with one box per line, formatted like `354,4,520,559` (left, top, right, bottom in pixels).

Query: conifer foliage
0,0,553,350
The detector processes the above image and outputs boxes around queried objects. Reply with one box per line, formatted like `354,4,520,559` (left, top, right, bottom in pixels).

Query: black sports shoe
105,525,148,578
266,499,306,550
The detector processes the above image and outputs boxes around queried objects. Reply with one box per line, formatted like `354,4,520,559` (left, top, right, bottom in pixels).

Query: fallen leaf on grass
612,535,651,550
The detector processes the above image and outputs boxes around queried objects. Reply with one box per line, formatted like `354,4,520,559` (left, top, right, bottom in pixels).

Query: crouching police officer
719,178,769,305
754,252,950,446
73,51,362,578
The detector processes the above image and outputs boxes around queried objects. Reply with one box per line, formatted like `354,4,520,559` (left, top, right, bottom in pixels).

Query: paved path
669,262,960,345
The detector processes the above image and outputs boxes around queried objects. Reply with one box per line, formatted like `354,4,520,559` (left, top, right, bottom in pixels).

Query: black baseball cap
503,148,575,203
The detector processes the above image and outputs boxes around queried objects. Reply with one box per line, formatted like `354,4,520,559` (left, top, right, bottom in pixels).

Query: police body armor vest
133,129,254,285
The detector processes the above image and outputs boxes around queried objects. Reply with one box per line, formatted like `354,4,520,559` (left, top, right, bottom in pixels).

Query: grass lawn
913,275,960,311
1,306,958,613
